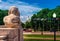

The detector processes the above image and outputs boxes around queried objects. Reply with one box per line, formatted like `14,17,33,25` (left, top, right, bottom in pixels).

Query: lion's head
3,6,20,28
8,6,20,16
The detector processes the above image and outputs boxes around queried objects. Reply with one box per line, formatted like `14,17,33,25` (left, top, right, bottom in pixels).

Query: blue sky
0,0,60,22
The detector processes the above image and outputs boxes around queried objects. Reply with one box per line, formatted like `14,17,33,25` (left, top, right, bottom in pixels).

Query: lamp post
33,18,37,32
53,13,56,41
37,18,40,31
58,18,59,31
58,20,59,31
41,18,44,35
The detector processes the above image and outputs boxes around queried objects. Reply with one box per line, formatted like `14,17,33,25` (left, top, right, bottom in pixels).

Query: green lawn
24,39,60,41
24,34,60,41
24,34,60,38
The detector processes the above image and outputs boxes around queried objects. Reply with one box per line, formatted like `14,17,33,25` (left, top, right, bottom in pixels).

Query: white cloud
18,5,41,16
19,5,41,12
0,1,42,22
0,0,2,2
20,16,23,18
18,5,41,22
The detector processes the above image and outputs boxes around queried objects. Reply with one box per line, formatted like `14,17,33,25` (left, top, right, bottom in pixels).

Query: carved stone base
0,28,23,41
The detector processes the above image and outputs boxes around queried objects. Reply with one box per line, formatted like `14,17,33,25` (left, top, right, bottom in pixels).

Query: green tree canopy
30,6,60,31
0,9,8,25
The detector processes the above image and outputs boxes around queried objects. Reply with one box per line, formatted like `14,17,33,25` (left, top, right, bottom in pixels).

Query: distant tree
31,14,38,31
37,8,50,18
0,9,8,25
21,22,25,28
30,6,60,31
25,21,31,29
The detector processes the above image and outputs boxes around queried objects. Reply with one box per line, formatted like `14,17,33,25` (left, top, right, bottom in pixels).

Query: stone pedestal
0,27,23,41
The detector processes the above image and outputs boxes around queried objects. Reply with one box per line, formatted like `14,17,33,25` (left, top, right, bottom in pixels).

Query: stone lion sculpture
3,6,20,28
3,6,23,41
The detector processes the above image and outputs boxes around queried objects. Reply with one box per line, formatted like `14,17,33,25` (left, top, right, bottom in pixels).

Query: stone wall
0,27,21,41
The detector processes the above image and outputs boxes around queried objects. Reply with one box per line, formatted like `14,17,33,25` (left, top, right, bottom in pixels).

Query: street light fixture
53,13,56,41
53,13,56,18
